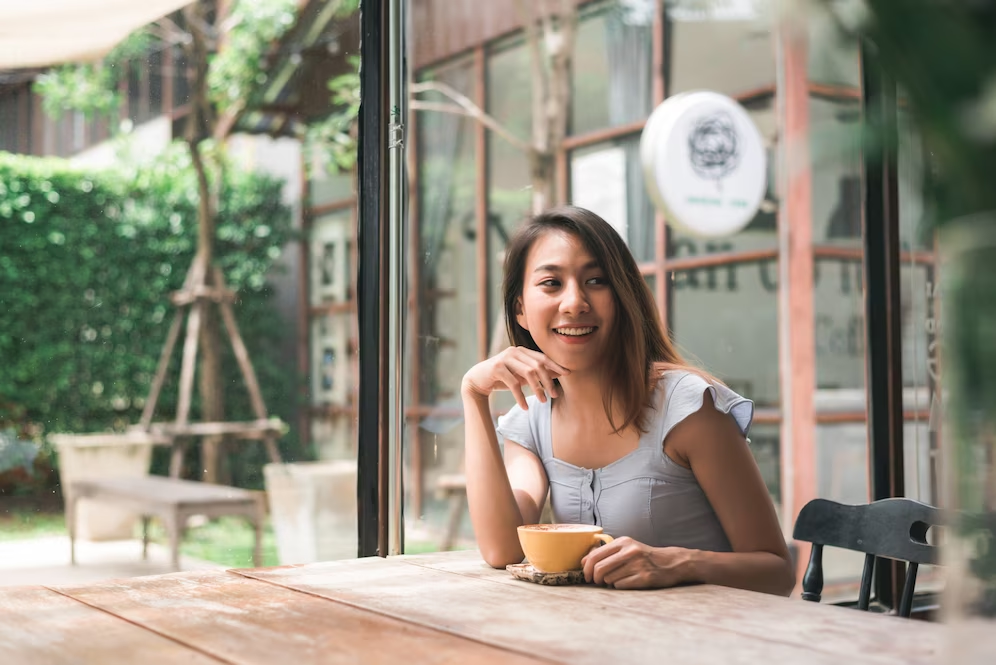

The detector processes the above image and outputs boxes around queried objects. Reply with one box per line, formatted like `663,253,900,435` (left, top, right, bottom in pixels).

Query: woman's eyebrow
532,260,600,273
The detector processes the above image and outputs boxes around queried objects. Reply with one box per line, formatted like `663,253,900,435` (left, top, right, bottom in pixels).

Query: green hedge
0,149,303,490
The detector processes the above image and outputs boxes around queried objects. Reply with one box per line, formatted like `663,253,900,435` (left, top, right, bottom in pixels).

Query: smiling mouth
553,326,596,337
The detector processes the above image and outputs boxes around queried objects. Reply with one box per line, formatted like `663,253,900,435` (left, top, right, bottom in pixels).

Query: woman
461,206,794,595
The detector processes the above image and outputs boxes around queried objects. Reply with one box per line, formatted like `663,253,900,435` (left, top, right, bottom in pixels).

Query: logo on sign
688,112,740,181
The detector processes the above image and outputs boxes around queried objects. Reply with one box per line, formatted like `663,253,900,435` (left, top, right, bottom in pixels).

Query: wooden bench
68,476,263,570
56,420,283,571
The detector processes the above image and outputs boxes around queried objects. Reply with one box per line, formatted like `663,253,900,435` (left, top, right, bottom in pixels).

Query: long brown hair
502,205,692,433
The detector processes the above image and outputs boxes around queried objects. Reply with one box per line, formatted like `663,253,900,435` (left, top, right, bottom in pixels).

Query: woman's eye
539,279,560,287
587,276,608,285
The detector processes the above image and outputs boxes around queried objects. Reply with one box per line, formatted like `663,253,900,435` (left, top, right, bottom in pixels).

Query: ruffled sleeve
661,371,754,443
495,396,542,457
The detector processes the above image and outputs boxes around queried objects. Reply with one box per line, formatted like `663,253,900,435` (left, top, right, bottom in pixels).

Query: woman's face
516,230,616,373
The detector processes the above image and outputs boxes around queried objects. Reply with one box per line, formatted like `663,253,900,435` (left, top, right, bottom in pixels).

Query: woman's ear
515,296,528,331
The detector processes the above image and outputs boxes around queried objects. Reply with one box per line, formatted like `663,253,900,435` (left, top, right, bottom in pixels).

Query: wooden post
779,22,818,591
214,268,282,465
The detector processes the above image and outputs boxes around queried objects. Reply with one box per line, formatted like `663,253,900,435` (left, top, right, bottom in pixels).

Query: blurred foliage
208,0,298,115
821,0,996,226
0,150,305,489
304,54,361,176
33,0,299,126
33,31,153,119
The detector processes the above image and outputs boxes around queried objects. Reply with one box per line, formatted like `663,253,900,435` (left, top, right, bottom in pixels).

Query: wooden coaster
506,563,588,586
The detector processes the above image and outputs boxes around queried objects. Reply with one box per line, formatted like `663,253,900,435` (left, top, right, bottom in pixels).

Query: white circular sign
641,91,767,238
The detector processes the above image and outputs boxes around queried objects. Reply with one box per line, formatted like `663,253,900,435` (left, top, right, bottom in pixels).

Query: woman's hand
461,346,570,410
581,537,693,590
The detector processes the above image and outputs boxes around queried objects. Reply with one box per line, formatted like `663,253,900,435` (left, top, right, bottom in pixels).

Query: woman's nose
560,281,590,314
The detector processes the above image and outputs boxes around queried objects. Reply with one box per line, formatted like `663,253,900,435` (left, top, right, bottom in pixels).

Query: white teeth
555,327,594,336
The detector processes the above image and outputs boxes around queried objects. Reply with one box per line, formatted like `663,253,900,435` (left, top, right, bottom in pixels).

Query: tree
34,0,308,481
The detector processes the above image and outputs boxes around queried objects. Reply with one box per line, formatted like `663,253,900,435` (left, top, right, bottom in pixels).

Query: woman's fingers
494,364,529,410
506,357,550,403
504,356,556,402
518,347,571,379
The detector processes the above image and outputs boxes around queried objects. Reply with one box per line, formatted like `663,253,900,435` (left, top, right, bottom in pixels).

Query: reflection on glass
412,58,480,525
571,2,653,135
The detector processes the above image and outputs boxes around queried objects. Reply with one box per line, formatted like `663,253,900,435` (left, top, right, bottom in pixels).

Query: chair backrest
792,497,944,617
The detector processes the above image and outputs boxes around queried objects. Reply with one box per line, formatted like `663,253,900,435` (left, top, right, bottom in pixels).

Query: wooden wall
411,0,592,69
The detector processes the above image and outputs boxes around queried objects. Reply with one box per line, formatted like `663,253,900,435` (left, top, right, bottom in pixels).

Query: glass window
410,59,480,529
310,210,352,306
749,422,782,514
807,20,872,598
668,259,780,409
811,96,863,246
310,171,354,208
667,1,775,97
571,2,654,135
487,38,534,337
897,111,939,508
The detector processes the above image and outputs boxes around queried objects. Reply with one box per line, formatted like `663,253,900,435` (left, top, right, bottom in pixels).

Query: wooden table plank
402,550,943,665
237,555,877,665
0,585,221,665
53,569,544,665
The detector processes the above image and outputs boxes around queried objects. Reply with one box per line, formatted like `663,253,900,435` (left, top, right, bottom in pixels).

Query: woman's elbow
480,545,524,569
775,557,796,597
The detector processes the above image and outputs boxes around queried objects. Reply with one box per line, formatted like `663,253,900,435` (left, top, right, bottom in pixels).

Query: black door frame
861,39,907,610
356,0,390,558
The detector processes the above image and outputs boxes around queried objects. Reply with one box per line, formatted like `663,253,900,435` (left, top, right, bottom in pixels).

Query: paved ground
0,536,222,587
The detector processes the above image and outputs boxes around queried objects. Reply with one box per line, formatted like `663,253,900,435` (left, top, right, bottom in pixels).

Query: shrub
0,149,303,490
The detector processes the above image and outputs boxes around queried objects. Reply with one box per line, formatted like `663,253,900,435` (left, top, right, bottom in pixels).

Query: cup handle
593,533,614,547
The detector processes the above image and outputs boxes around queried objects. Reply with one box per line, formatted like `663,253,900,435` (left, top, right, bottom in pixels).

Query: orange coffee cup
516,523,614,573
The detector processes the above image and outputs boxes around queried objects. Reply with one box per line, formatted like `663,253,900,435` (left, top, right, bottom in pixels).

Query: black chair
792,497,944,618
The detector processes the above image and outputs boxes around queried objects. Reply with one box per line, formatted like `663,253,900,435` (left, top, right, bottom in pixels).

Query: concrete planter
50,433,153,541
263,460,357,564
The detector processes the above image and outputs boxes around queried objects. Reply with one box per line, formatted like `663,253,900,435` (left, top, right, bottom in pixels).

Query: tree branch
410,80,533,153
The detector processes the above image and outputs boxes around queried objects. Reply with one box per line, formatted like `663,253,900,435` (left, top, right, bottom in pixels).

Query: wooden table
0,550,944,664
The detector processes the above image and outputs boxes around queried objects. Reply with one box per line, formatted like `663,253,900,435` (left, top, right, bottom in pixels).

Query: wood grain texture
238,555,873,665
0,586,221,665
403,550,944,665
53,570,542,665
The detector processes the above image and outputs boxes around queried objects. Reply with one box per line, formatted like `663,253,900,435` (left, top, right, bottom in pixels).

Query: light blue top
495,370,754,552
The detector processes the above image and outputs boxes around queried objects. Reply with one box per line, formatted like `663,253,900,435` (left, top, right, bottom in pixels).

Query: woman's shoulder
655,367,754,439
494,396,549,455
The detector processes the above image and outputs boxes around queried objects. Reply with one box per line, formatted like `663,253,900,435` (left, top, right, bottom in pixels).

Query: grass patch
145,516,280,568
0,508,278,567
0,511,66,541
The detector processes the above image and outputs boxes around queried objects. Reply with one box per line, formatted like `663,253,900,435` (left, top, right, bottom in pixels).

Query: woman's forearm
680,549,796,596
461,387,526,568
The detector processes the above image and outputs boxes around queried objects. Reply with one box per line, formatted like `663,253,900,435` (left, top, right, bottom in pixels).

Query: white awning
0,0,194,69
